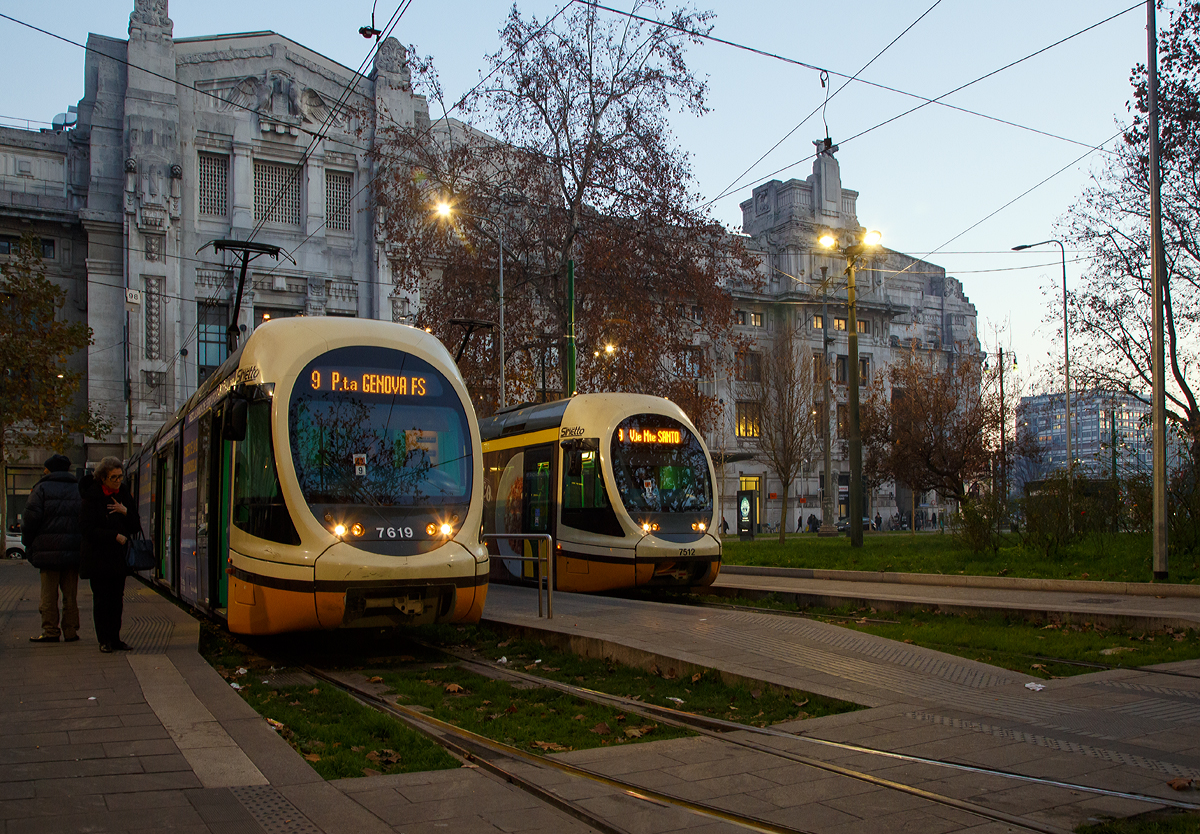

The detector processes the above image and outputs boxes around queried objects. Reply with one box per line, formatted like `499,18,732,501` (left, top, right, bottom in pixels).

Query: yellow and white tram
480,393,720,593
129,318,488,634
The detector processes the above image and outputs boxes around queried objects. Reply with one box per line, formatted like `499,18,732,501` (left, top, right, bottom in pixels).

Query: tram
480,393,720,593
128,318,488,634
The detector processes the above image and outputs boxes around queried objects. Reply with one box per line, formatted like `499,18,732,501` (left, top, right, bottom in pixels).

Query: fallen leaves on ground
1167,777,1195,791
444,683,465,693
367,676,384,683
691,672,702,683
530,740,570,752
309,688,321,695
591,722,611,735
304,753,320,762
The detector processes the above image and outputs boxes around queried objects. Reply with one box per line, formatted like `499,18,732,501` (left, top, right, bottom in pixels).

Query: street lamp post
819,229,882,548
1012,240,1071,475
436,202,506,408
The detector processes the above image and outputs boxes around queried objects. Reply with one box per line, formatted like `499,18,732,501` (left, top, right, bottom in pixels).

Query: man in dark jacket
23,454,83,643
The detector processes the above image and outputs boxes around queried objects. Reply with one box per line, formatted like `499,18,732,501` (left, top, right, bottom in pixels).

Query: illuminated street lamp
436,201,507,407
818,228,882,548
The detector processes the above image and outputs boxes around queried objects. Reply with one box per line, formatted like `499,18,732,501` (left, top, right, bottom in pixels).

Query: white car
4,533,25,559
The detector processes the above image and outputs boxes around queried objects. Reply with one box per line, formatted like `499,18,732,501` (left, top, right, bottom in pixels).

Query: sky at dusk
0,0,1156,396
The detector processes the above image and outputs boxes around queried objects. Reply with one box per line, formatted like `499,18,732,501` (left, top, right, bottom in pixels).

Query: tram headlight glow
333,524,347,537
692,521,707,532
642,522,651,533
439,523,453,536
426,523,437,536
350,523,365,537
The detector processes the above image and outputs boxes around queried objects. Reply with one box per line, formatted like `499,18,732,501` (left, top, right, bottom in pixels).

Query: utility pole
1147,0,1169,580
819,295,836,537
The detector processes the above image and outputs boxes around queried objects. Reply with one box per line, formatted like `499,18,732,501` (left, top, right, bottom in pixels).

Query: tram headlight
439,522,453,536
426,522,454,538
333,523,347,537
642,522,651,533
350,523,365,537
692,521,707,532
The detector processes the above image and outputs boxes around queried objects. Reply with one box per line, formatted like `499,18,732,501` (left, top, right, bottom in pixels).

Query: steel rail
304,665,817,834
306,664,1080,834
433,649,1200,817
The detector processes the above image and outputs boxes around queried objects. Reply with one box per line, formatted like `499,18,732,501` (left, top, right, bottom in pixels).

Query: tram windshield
609,414,712,513
289,346,472,514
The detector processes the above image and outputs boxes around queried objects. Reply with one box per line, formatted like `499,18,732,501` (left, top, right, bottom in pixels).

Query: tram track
302,647,1200,834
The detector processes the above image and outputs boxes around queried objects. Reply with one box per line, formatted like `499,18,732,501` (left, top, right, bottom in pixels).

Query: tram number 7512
678,548,696,557
377,527,415,539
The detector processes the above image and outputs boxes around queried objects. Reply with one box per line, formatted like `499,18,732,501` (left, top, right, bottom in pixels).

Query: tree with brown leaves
1,235,111,532
736,321,822,542
371,2,757,426
861,346,996,506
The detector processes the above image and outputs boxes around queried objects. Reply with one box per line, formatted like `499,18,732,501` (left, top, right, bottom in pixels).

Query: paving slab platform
714,567,1200,630
4,555,1200,834
481,581,1200,832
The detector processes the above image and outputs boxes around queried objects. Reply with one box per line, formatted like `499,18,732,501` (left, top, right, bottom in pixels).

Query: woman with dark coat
79,456,141,652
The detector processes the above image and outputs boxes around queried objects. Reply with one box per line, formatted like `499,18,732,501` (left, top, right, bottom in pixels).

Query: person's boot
29,634,59,643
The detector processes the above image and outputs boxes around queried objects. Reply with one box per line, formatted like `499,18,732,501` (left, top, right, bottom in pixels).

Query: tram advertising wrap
128,319,488,635
480,393,720,593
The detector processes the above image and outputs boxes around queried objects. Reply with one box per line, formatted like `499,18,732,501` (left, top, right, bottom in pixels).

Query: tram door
193,412,213,609
521,445,554,581
215,405,233,610
155,443,181,593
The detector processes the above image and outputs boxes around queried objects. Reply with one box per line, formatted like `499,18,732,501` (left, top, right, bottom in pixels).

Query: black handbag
126,527,156,572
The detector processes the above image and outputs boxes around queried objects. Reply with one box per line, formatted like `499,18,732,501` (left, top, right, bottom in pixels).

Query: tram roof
478,398,573,442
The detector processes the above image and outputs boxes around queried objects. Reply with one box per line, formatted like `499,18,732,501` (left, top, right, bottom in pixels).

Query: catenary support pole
847,258,863,548
1148,0,1169,580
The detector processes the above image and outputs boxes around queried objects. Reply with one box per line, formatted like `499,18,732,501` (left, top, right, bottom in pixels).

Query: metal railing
482,533,554,619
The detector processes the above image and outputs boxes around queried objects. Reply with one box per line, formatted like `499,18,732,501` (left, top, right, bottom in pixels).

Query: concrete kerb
477,617,858,706
719,565,1200,598
704,585,1200,632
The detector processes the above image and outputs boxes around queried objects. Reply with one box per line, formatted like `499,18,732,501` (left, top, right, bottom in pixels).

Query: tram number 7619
377,527,415,539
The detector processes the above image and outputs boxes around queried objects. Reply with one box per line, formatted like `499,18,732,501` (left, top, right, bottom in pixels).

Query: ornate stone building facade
710,146,981,531
2,0,431,522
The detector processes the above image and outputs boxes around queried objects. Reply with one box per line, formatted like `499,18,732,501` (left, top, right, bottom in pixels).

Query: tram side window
232,401,300,544
561,444,624,537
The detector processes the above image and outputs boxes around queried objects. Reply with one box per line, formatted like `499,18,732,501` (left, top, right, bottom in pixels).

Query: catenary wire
246,0,414,242
711,0,946,219
702,2,1141,207
584,0,1135,207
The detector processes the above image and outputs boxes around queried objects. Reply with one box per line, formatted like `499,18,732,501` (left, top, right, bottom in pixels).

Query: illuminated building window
736,401,761,438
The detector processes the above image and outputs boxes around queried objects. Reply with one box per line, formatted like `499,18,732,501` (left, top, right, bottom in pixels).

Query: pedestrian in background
79,457,140,653
23,454,82,643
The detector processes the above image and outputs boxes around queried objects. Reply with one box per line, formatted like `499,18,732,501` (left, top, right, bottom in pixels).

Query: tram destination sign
618,427,682,445
309,368,429,396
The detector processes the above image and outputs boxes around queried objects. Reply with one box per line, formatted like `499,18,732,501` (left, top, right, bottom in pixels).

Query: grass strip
1076,808,1200,833
411,624,863,726
198,622,460,778
720,532,1200,585
691,595,1200,680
